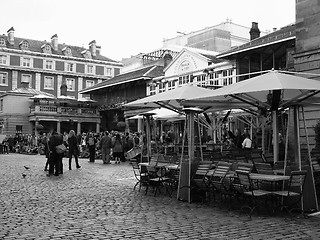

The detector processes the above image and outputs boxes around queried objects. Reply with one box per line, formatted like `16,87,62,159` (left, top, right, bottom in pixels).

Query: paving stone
0,153,320,239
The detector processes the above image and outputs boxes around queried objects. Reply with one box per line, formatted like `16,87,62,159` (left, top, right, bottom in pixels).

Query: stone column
77,122,81,135
96,122,100,133
35,119,39,137
137,118,143,133
57,121,61,134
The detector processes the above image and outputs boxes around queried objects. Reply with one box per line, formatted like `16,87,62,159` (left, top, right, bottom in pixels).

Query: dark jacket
49,132,63,155
99,135,112,149
68,135,78,155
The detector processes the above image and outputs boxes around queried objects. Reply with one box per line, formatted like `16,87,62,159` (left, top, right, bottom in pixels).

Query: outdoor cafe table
249,173,290,182
138,162,179,170
249,173,290,193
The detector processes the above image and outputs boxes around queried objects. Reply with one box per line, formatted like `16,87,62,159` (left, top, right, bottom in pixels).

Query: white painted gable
164,49,211,77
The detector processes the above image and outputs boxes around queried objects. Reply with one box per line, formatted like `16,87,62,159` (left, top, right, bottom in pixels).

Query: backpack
88,137,95,146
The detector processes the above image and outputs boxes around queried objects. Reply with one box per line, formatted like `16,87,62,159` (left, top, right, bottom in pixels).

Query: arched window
0,38,6,46
64,47,72,56
43,44,52,54
20,41,30,50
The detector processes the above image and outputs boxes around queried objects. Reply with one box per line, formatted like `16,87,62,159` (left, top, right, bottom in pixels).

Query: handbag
56,144,67,154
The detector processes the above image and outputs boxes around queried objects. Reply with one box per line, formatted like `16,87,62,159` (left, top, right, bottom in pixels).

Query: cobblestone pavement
0,153,320,240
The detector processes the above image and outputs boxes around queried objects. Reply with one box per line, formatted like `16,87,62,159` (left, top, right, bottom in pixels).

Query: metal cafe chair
130,160,149,193
236,170,273,218
210,161,233,206
272,170,307,216
146,165,171,197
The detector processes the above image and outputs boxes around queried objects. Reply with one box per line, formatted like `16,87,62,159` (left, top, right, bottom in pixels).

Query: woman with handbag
48,131,64,176
68,130,81,170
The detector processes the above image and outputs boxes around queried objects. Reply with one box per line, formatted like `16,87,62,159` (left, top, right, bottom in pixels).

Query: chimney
89,40,97,57
96,45,101,55
60,79,67,96
51,34,58,51
7,27,15,45
249,22,260,40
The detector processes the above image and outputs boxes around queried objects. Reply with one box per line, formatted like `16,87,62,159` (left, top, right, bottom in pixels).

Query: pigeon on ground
22,173,27,178
24,166,30,170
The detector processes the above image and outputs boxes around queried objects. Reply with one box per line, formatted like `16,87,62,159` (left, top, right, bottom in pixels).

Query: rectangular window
159,82,166,93
228,69,234,85
22,74,31,87
168,80,176,91
44,76,54,89
66,63,75,72
201,75,206,87
22,57,31,67
86,80,95,88
0,99,3,112
0,55,8,65
44,60,54,70
223,71,228,86
105,67,112,76
87,65,94,74
16,125,22,134
0,72,8,85
66,78,75,91
149,84,156,95
178,76,182,85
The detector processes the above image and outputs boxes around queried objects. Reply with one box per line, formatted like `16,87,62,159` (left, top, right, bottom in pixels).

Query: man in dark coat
99,131,112,164
48,131,64,176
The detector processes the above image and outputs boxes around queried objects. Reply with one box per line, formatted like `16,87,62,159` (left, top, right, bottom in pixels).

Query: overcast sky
0,0,295,61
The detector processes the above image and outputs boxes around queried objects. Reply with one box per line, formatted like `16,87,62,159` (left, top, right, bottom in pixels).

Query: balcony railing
30,104,99,116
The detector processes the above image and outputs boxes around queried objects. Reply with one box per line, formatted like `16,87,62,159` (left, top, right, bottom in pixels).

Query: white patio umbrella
124,85,217,202
124,84,216,111
184,69,320,209
184,70,320,111
128,107,184,120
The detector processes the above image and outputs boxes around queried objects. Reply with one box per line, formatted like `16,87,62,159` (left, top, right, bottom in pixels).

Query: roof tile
81,65,164,93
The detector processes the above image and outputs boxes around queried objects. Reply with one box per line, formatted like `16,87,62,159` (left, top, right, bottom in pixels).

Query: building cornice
0,64,110,80
0,47,123,67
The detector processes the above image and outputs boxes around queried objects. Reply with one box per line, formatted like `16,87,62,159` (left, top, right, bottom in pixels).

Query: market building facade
0,27,122,135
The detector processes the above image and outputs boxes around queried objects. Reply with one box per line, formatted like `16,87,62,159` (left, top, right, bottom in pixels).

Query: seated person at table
242,133,252,150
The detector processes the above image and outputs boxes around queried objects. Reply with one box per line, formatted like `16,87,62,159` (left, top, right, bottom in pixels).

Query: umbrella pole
302,106,319,211
272,110,279,163
197,114,203,161
177,116,188,201
187,111,195,203
261,116,266,153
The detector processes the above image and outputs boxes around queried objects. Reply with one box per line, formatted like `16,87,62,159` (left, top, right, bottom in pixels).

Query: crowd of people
40,130,144,176
1,134,39,154
0,129,144,176
219,128,254,150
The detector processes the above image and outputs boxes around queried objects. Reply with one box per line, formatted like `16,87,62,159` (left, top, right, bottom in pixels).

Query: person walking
87,132,96,163
112,133,123,164
99,131,112,164
48,131,64,176
68,130,81,170
42,133,50,171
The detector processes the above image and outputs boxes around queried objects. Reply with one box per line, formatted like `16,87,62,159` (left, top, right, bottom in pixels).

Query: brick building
0,27,122,135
